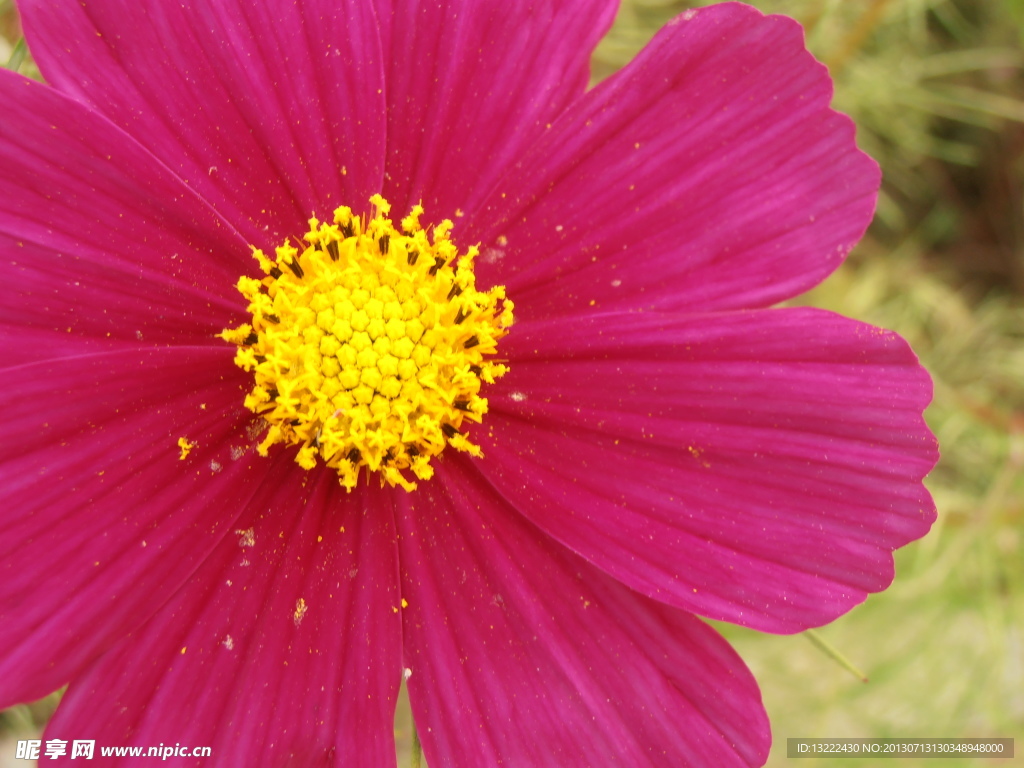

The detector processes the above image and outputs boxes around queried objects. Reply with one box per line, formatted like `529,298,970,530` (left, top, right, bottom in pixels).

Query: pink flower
0,1,936,766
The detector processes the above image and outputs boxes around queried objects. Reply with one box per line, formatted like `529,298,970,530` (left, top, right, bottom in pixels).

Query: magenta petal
395,457,769,767
0,348,275,704
0,71,249,365
477,308,937,633
465,3,878,319
19,0,388,244
44,473,401,766
378,0,618,217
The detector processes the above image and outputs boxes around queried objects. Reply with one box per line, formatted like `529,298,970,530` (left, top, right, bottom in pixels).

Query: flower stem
804,629,869,682
4,38,27,72
411,720,422,768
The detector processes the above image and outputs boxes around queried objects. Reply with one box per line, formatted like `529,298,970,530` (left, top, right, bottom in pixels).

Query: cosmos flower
0,0,937,765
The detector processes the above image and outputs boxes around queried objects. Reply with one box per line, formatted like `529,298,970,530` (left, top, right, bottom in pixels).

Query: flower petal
394,457,769,767
465,3,879,319
0,348,272,704
44,471,402,766
377,0,618,217
0,70,247,366
478,308,937,633
19,0,388,244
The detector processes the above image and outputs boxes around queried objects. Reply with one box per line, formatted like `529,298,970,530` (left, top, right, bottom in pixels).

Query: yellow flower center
221,195,513,492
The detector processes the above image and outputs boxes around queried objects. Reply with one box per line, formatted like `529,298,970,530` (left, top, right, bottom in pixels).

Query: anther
222,196,512,492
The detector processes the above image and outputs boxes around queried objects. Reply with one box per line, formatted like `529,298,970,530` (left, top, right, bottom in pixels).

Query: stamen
220,196,514,491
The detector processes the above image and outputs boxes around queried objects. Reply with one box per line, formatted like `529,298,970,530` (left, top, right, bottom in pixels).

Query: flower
0,1,937,766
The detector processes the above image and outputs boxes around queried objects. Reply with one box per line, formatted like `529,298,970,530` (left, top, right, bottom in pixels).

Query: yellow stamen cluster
221,195,513,491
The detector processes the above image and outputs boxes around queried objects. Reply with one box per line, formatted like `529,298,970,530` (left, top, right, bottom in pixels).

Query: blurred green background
2,0,1021,766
